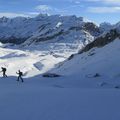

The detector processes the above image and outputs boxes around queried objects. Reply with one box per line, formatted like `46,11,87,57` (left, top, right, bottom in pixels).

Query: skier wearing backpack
1,67,7,77
16,70,24,82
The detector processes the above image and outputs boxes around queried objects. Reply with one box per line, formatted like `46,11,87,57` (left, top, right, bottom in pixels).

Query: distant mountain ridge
0,14,102,46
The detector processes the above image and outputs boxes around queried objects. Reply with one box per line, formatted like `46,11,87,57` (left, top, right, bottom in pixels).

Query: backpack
19,72,23,76
2,68,6,72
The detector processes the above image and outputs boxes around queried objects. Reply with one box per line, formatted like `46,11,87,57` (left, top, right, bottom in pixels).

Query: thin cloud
35,4,68,14
0,12,29,18
87,0,120,4
70,0,81,4
35,5,52,13
88,6,120,13
28,12,40,15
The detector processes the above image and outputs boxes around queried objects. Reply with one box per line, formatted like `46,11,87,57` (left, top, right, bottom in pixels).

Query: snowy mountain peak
0,14,99,46
0,16,9,23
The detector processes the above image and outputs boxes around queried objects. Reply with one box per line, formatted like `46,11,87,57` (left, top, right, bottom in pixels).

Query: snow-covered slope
0,14,120,83
0,15,120,120
0,45,66,78
0,14,103,77
0,26,120,120
0,14,102,77
0,14,119,81
49,30,120,88
0,36,84,78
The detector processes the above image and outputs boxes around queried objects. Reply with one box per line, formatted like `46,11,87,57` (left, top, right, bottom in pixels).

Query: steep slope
80,29,120,53
49,29,120,88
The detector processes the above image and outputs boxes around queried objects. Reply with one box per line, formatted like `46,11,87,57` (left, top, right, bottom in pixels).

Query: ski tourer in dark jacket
16,70,24,82
1,67,7,77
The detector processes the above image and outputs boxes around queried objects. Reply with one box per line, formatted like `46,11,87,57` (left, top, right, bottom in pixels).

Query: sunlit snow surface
0,40,83,78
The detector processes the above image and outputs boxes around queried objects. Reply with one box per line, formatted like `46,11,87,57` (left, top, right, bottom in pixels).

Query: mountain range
0,14,112,46
0,14,120,120
0,14,120,81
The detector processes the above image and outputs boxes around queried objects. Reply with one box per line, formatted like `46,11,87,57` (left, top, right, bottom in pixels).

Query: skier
16,70,24,82
1,67,7,77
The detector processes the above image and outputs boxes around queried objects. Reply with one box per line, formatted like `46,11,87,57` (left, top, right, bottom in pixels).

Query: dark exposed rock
79,29,120,54
69,26,82,31
42,73,61,77
83,22,101,36
35,30,66,42
0,36,28,44
114,86,120,89
88,52,95,56
69,22,101,36
85,73,101,78
93,73,100,77
0,16,9,23
68,54,74,60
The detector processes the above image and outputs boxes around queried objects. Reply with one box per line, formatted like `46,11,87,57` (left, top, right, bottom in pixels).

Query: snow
0,14,120,120
0,38,83,78
56,22,62,28
50,38,120,88
0,77,120,120
0,38,120,120
0,14,98,47
0,48,62,77
0,15,83,39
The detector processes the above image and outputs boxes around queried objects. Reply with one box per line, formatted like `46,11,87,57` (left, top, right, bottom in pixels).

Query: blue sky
0,0,120,24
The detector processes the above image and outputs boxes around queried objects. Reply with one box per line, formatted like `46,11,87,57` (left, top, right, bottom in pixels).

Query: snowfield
0,34,87,78
0,37,120,120
0,46,67,78
0,81,120,120
48,38,120,89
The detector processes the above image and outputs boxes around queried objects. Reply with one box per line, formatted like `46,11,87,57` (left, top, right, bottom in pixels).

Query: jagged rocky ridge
79,29,120,54
64,24,120,61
